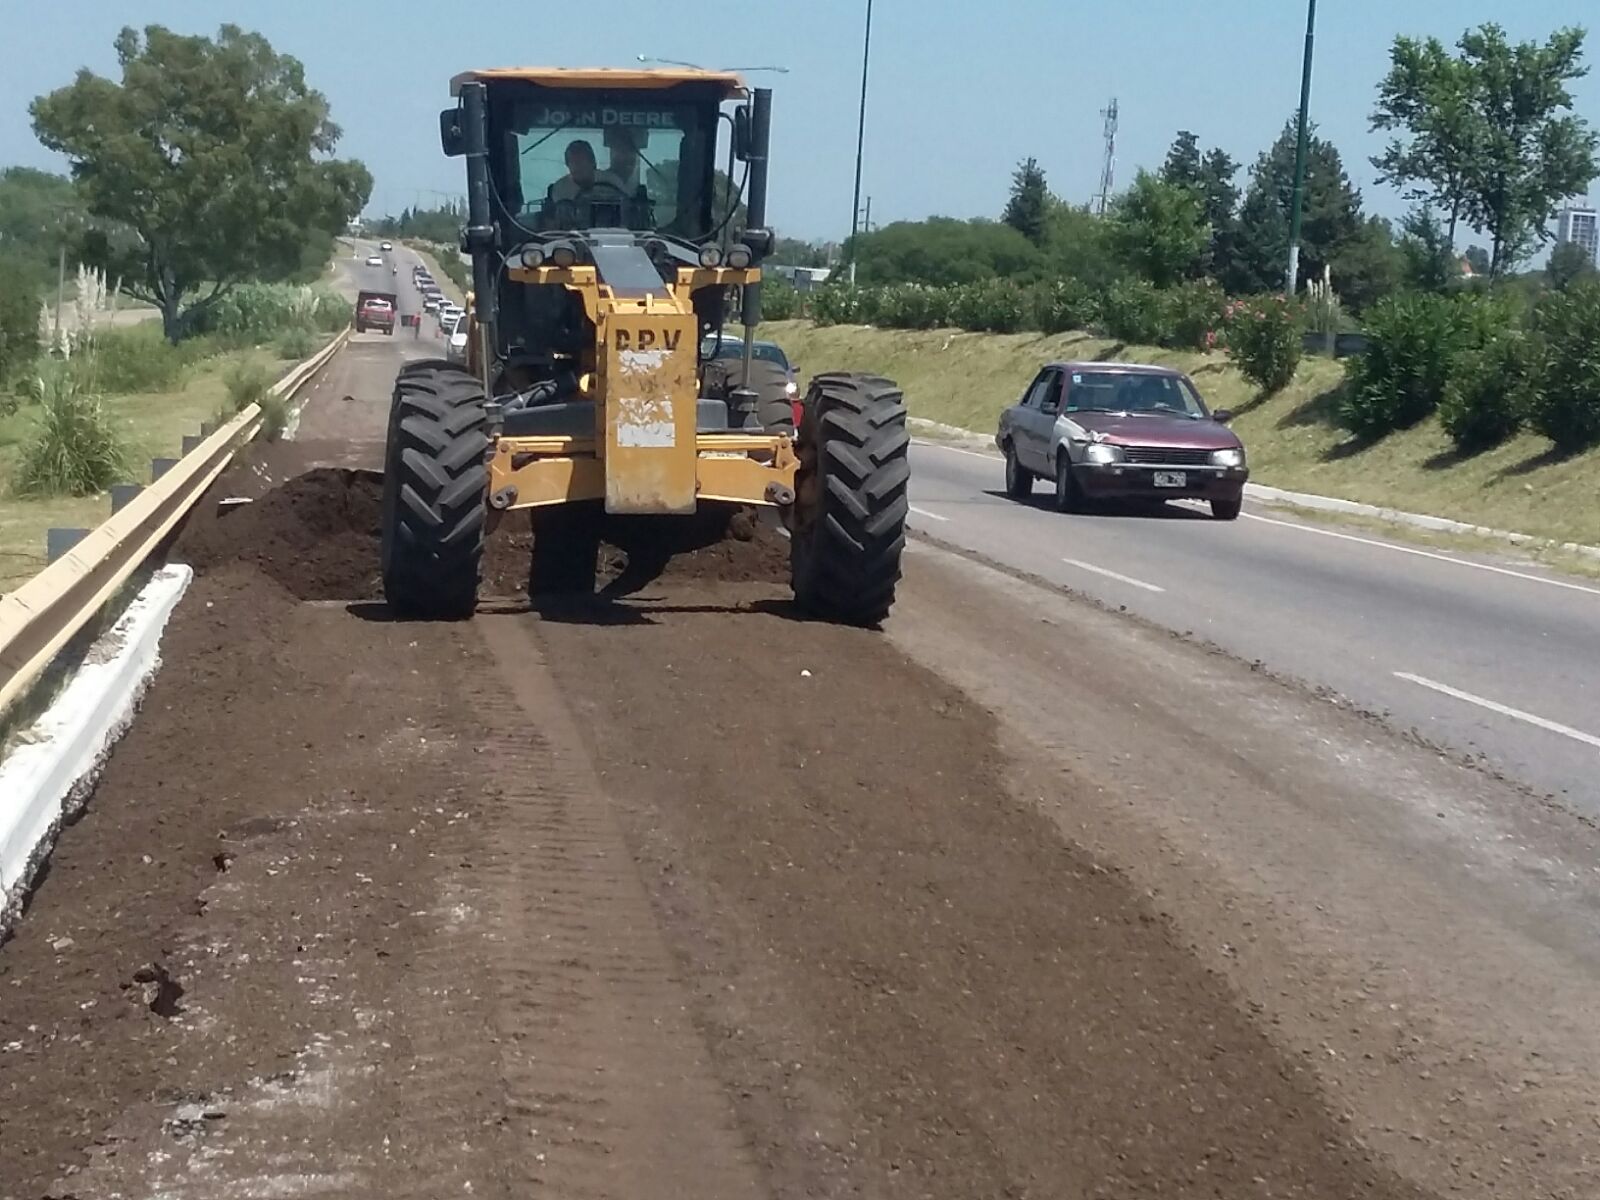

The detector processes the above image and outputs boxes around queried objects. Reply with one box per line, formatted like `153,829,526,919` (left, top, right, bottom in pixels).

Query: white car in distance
364,254,383,267
443,313,469,364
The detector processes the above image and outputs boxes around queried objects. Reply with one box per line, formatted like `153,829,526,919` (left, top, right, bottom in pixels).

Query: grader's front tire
381,360,489,620
790,372,909,627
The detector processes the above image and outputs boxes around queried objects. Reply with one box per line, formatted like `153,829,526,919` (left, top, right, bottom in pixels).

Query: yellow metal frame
487,433,798,512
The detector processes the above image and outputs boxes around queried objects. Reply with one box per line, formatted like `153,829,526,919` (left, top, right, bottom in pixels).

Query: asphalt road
907,439,1600,809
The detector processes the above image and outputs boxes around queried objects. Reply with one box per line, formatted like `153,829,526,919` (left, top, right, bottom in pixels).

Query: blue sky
3,1,1597,246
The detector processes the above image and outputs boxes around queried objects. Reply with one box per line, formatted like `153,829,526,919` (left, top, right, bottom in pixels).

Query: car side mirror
439,108,465,158
1212,408,1233,423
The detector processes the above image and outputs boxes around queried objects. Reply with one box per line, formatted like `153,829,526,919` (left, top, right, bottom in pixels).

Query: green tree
772,236,830,267
31,24,371,342
1002,156,1050,244
1374,24,1599,277
1371,38,1481,248
1161,132,1203,187
1547,239,1596,289
0,167,88,294
1395,207,1457,292
1110,170,1208,287
1332,215,1405,311
1159,133,1241,276
1224,119,1363,295
854,217,1039,286
1040,202,1125,288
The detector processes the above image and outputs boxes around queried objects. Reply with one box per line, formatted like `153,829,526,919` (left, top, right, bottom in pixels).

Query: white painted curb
907,419,1600,563
0,565,192,931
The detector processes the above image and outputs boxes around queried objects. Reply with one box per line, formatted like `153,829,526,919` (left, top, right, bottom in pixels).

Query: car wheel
1211,496,1242,521
1052,452,1086,514
1003,443,1034,498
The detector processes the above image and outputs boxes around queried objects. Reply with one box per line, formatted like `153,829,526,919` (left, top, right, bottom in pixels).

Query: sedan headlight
1083,442,1125,465
1210,447,1246,468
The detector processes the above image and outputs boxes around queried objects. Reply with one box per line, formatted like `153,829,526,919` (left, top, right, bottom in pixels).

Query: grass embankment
765,320,1600,550
0,336,305,591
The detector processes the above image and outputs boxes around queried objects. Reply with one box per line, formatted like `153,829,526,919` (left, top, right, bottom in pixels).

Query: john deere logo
615,328,682,351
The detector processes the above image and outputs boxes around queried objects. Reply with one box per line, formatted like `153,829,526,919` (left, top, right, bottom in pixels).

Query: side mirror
1212,408,1234,423
439,107,466,158
733,106,753,161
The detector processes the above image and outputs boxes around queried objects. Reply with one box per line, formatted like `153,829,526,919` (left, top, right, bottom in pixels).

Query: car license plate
1153,471,1187,488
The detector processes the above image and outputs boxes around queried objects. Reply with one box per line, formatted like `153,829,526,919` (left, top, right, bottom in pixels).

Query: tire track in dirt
467,614,765,1199
529,581,1435,1200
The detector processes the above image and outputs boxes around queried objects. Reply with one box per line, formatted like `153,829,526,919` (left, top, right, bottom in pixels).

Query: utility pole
1285,0,1318,295
847,0,873,284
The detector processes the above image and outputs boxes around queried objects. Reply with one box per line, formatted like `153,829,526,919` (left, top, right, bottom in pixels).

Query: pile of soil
599,508,790,589
172,468,383,601
175,460,789,607
481,506,791,600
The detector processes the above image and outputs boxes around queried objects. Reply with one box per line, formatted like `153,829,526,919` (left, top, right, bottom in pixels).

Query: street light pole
635,55,789,74
1285,0,1318,295
847,0,874,285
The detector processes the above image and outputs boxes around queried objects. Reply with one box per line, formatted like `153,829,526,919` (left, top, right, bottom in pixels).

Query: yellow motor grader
380,67,908,624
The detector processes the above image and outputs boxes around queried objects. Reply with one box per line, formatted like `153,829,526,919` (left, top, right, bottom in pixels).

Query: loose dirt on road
0,458,1441,1200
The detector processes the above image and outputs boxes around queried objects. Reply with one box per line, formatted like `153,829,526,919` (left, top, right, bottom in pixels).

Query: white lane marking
908,505,950,522
913,439,998,460
1394,672,1600,751
1240,511,1600,598
1061,557,1165,593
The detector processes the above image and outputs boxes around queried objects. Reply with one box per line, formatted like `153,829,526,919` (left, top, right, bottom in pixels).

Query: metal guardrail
0,327,352,717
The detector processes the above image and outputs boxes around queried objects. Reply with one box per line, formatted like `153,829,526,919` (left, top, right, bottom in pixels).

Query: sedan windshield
1066,371,1208,418
704,340,789,368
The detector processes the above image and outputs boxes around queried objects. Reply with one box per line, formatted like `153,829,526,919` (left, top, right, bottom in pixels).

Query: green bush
1029,278,1099,334
810,284,872,327
275,327,318,360
1338,292,1511,439
1223,294,1302,393
760,275,799,321
1438,332,1532,454
1524,281,1600,452
200,282,348,343
1098,278,1168,344
13,365,130,497
1160,280,1227,352
81,324,204,394
0,274,41,385
257,393,290,442
223,359,275,415
947,279,1028,333
874,283,953,330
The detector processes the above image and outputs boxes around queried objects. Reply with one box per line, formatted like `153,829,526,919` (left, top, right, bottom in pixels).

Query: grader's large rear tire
381,360,489,620
790,372,909,626
704,355,795,433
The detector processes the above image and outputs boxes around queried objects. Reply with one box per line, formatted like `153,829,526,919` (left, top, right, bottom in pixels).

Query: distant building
1556,205,1598,264
767,264,832,292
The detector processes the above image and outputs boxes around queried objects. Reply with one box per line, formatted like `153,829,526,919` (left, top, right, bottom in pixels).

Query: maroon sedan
995,362,1248,520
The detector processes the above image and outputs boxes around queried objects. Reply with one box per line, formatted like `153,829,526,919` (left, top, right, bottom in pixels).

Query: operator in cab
547,138,600,204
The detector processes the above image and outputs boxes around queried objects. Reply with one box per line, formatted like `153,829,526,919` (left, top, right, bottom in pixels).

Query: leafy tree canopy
1372,23,1599,276
1110,170,1208,287
1547,239,1597,290
31,24,371,341
1224,118,1364,296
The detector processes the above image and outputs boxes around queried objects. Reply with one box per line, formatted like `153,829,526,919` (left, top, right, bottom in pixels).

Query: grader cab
380,67,909,624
